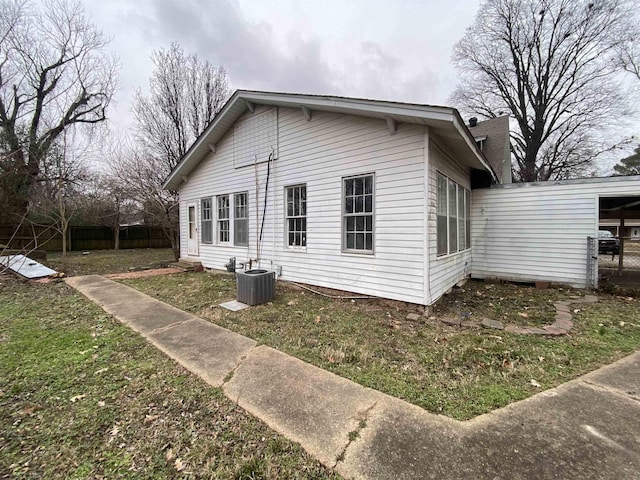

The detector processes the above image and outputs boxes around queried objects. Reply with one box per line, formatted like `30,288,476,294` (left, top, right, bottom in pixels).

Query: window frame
436,172,471,257
285,184,307,249
216,194,230,244
200,197,213,244
234,192,249,247
342,173,375,255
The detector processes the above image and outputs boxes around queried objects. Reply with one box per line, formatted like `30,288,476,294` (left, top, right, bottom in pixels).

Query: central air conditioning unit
236,269,275,305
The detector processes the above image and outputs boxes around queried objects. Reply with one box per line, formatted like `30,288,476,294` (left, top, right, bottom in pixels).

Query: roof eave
163,90,498,190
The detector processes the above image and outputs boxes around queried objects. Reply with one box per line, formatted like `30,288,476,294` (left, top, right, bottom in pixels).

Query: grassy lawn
47,248,175,276
0,279,339,479
124,272,640,420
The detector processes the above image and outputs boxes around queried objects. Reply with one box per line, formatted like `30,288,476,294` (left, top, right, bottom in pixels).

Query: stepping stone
543,325,567,335
481,319,504,330
406,313,421,322
505,325,529,334
441,317,461,327
555,311,573,323
525,327,548,335
554,319,573,330
461,321,480,328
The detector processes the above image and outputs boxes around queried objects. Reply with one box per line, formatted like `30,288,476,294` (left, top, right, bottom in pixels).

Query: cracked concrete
66,275,640,479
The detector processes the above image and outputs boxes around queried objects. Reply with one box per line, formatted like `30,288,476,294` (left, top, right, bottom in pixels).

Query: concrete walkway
66,275,640,480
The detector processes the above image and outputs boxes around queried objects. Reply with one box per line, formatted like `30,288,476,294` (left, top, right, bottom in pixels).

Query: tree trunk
170,228,179,261
114,225,120,250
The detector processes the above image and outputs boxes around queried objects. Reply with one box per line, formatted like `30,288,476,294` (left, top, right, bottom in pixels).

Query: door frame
186,202,199,257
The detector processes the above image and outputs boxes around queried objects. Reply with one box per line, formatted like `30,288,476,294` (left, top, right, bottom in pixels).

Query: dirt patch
104,267,183,280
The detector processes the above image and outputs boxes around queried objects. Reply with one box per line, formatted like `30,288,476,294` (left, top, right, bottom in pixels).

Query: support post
617,211,625,276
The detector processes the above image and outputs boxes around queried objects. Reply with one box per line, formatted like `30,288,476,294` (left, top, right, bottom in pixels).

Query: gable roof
163,90,498,190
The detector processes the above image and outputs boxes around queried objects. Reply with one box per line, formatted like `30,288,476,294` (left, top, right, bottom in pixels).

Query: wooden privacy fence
0,225,171,252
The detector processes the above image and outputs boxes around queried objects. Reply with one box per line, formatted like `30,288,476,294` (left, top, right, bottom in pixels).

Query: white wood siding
179,106,429,304
426,138,473,304
471,177,640,287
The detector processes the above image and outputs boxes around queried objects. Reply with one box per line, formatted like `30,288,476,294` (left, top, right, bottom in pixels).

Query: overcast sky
81,0,481,130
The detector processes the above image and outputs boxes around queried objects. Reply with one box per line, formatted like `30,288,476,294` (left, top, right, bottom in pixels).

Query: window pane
458,187,465,250
449,217,458,253
345,196,353,214
347,216,355,231
345,179,354,196
365,216,372,231
437,174,447,216
365,233,372,251
356,216,364,231
437,215,447,255
364,195,372,213
465,190,471,249
364,176,373,194
355,196,363,213
347,233,355,249
355,233,364,250
448,181,457,219
355,178,363,195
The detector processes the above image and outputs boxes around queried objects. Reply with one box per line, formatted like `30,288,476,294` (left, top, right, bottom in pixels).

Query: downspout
423,127,431,306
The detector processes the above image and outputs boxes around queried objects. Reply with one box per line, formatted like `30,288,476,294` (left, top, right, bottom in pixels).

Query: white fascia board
238,91,454,123
452,113,498,182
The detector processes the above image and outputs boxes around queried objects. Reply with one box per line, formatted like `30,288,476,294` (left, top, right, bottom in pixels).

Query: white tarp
0,255,57,279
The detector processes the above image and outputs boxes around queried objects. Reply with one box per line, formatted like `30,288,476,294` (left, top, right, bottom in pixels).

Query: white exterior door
187,203,198,256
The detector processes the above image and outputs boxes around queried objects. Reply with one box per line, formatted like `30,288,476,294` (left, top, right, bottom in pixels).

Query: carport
599,195,640,286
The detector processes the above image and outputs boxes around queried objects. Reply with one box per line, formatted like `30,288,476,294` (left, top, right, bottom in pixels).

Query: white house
164,90,502,306
164,90,640,305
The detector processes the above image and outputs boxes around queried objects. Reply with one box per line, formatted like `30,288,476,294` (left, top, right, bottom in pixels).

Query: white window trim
216,192,250,247
342,173,375,255
285,184,307,250
216,194,230,244
234,192,249,247
201,197,213,244
436,172,471,258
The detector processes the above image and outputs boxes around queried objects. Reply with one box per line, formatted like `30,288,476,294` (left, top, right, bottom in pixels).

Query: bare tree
0,0,117,223
129,43,230,260
108,143,180,259
83,173,137,250
450,0,637,182
134,42,229,173
30,130,88,256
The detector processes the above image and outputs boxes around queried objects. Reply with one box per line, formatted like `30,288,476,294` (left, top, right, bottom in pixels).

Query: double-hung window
217,195,230,243
234,192,248,246
436,172,471,256
343,174,374,253
201,198,213,243
286,185,306,247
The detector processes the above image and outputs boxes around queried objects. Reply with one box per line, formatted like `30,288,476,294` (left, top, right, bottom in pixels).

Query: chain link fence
598,237,640,288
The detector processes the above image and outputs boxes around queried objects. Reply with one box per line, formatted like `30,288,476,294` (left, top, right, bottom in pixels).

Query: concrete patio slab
223,345,383,468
